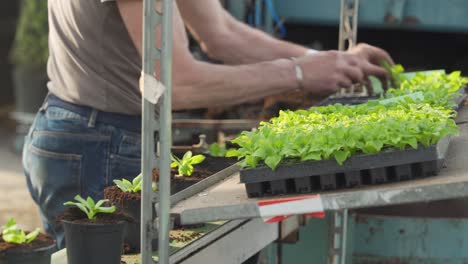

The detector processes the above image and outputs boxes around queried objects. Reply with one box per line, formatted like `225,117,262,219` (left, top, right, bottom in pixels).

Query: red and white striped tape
257,195,325,223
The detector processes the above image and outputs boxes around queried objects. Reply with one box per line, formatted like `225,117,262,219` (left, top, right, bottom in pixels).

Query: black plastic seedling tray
240,136,452,198
319,95,379,106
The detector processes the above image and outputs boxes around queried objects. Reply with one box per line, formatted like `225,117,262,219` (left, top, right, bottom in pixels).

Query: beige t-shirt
47,0,142,115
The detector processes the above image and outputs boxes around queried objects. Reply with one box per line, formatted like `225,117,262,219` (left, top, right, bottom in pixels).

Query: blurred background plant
10,0,49,66
9,0,49,153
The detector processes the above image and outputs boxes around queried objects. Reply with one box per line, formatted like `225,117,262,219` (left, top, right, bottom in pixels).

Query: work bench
51,107,468,264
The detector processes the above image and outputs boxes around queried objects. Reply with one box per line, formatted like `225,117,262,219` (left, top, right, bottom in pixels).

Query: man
23,0,393,248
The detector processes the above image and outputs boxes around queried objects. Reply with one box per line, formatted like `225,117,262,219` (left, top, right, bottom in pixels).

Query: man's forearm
173,58,297,110
178,0,310,65
206,18,310,64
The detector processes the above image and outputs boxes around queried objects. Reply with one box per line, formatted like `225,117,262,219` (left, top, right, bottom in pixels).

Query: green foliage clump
171,151,205,177
64,195,116,220
1,218,40,244
227,67,465,170
385,71,468,109
208,143,228,157
11,0,49,65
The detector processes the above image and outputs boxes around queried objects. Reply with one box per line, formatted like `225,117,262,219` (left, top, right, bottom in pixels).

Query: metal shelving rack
140,0,172,263
139,0,468,263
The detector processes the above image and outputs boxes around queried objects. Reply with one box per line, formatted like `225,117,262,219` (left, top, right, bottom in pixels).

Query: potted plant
0,218,55,264
10,0,49,151
104,175,158,253
61,195,130,264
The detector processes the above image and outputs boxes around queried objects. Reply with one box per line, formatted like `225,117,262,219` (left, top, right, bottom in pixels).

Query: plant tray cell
240,136,451,198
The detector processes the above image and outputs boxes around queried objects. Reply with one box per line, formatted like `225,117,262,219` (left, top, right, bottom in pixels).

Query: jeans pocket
25,142,82,217
109,154,141,184
117,131,141,159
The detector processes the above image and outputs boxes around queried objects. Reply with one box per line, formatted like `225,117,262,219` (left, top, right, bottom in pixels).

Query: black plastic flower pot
0,243,55,264
62,220,126,264
119,200,158,252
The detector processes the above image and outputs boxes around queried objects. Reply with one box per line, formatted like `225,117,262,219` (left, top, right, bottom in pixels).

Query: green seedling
114,175,143,193
208,143,228,157
171,151,206,177
1,218,40,244
114,174,158,192
64,195,116,220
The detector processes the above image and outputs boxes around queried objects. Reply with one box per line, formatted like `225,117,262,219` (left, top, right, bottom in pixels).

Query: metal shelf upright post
140,0,173,263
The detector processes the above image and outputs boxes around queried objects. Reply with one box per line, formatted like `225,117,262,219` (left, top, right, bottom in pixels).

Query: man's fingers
363,62,389,91
363,62,389,79
337,76,353,89
343,65,365,84
364,76,374,96
372,47,394,66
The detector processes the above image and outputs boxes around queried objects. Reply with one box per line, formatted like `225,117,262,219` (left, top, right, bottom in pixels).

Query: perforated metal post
338,0,361,96
339,0,359,51
141,0,173,263
328,209,349,264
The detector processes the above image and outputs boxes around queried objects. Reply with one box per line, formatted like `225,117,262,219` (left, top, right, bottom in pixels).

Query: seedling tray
240,136,452,198
319,95,379,106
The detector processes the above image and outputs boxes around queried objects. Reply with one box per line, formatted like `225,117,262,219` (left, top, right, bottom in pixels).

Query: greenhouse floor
0,114,41,230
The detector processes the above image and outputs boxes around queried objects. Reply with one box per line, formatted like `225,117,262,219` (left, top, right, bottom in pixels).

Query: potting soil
58,207,133,224
0,233,54,254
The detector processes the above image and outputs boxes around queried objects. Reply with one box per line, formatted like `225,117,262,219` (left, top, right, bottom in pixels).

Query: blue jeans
22,95,142,249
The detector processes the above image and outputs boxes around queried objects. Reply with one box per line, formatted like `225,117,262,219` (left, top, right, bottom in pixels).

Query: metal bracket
329,209,349,264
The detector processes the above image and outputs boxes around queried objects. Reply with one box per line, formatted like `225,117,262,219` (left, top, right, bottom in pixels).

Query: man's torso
48,0,142,115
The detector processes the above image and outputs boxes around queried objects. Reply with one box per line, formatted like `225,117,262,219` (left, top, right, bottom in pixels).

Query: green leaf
114,180,130,192
96,206,116,214
2,218,17,233
264,155,282,170
225,149,240,158
333,150,350,165
183,151,193,160
25,228,41,243
122,179,132,187
190,154,206,165
86,197,95,208
132,175,142,187
95,199,106,208
74,195,87,204
178,163,191,176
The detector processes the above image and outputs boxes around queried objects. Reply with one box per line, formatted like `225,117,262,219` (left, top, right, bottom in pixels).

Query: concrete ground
0,111,41,230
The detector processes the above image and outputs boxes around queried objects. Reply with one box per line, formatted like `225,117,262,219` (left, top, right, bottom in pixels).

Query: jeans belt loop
88,109,99,128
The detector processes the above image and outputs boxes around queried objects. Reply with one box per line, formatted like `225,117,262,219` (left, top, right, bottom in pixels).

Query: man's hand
347,43,395,91
348,43,394,66
296,50,389,96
